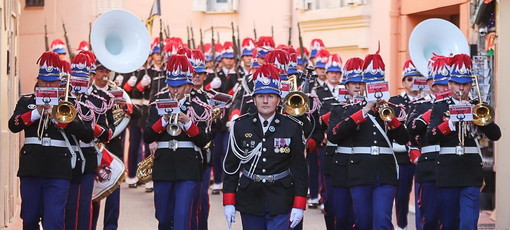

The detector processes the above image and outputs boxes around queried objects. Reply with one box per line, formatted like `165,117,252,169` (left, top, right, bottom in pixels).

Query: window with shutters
192,0,238,13
25,0,44,7
97,0,125,14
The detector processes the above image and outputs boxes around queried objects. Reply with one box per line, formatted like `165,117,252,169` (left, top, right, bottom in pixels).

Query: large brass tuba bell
283,75,310,116
52,76,77,123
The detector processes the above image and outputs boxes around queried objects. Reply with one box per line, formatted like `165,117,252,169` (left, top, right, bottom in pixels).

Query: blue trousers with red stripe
154,180,199,230
20,177,70,230
350,184,395,230
395,164,415,228
191,167,212,230
212,131,229,184
92,187,120,230
240,202,291,230
65,173,95,230
127,125,150,178
416,182,440,230
438,187,480,230
332,187,355,229
307,147,320,200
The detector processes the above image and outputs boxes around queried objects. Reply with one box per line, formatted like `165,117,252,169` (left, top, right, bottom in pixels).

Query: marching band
9,10,501,230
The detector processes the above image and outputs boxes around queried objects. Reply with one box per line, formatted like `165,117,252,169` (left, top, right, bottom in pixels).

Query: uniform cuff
306,138,317,152
387,116,401,130
409,148,421,164
293,196,307,210
55,122,68,129
185,122,200,137
136,82,146,92
321,111,331,126
20,111,36,126
350,110,367,126
437,120,452,135
421,109,432,124
223,193,236,206
123,82,134,92
152,118,167,134
93,124,105,137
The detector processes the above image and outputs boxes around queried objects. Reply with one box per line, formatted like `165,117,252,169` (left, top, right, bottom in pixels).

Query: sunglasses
406,77,414,82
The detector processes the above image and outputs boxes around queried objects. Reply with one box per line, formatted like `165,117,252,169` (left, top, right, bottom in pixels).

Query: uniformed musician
223,63,308,230
426,54,501,229
329,51,408,229
144,54,210,230
9,51,93,229
390,59,421,230
327,57,366,229
407,54,451,229
63,52,115,230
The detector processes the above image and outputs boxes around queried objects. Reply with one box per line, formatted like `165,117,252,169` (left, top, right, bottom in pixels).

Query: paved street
7,181,496,229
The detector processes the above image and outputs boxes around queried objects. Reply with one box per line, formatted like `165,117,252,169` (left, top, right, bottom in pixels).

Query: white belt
421,145,440,154
25,137,68,148
352,146,393,155
326,141,337,147
131,98,149,106
158,140,196,151
439,146,479,155
336,146,352,154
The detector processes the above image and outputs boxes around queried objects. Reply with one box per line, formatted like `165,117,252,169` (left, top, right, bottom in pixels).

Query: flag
146,0,161,34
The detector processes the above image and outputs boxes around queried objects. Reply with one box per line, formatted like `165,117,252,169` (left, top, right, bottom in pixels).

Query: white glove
224,205,236,229
211,77,222,89
141,74,152,87
114,75,124,86
127,76,137,87
289,208,304,228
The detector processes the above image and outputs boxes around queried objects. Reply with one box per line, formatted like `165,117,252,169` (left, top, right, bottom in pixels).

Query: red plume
253,63,280,81
80,51,96,64
343,57,364,72
449,53,472,71
60,60,71,74
166,54,195,75
37,51,62,69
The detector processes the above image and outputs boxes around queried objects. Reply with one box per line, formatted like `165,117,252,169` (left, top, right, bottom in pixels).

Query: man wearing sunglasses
389,60,422,230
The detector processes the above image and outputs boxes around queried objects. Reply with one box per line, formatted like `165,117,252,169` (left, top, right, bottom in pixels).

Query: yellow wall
0,0,21,228
495,0,510,228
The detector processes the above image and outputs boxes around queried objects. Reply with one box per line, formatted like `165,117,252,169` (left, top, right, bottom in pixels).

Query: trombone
52,76,78,124
283,75,310,116
472,75,494,126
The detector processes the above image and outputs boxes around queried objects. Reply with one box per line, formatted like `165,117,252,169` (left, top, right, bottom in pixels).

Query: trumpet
378,103,395,122
166,113,182,136
52,76,77,124
472,75,494,126
283,75,310,116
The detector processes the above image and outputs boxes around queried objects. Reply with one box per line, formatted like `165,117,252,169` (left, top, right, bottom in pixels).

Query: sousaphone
408,18,470,76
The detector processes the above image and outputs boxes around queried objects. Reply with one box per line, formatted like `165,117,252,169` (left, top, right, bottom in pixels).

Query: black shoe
145,187,154,193
128,183,138,188
211,189,221,195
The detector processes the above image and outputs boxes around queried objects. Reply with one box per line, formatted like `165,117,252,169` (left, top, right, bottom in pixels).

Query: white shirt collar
326,82,338,93
258,113,276,128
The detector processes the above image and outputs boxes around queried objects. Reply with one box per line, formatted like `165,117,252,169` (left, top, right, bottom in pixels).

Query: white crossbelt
131,98,149,106
79,142,95,148
25,137,68,148
158,140,196,149
352,146,393,155
421,145,440,154
335,146,352,154
439,146,479,155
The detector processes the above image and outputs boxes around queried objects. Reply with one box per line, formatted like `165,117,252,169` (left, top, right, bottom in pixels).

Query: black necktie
263,120,269,127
